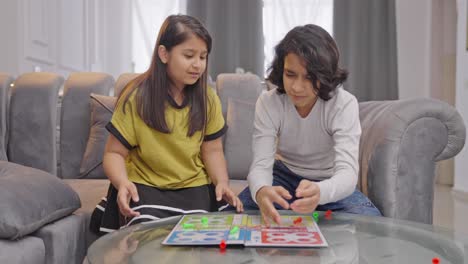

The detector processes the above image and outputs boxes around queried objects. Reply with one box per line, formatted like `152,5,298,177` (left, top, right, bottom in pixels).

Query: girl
236,24,381,224
91,15,242,235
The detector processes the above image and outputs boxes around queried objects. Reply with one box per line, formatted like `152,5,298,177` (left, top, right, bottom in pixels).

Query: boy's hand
290,179,320,213
117,180,140,217
215,182,244,213
256,186,292,225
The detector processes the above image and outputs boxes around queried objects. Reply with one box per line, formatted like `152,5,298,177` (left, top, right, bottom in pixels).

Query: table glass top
87,211,468,264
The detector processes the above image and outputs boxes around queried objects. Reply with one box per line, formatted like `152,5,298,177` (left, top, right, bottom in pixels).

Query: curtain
334,0,398,101
186,0,264,79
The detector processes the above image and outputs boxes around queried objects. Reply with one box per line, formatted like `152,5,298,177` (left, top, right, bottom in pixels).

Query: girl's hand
290,179,320,214
215,182,244,213
117,180,141,217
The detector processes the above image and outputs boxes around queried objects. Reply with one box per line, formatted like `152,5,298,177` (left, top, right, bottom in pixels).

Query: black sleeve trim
204,124,228,141
105,122,134,150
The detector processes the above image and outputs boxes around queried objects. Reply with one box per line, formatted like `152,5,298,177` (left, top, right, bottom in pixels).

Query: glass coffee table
86,211,468,263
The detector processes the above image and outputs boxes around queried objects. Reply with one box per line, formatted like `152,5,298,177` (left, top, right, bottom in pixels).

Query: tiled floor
433,184,468,234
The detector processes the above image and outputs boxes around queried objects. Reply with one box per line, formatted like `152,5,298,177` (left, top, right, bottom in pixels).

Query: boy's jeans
228,160,382,216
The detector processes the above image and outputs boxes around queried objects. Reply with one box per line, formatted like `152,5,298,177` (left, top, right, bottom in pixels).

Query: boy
237,24,381,224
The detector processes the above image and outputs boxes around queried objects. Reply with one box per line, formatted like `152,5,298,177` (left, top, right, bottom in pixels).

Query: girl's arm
103,134,140,217
103,134,130,188
201,137,243,212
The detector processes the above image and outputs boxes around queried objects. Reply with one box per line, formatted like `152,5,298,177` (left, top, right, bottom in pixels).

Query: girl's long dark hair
119,15,212,137
267,24,348,101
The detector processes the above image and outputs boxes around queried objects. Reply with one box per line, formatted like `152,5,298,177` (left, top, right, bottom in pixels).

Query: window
131,1,333,75
263,0,333,74
132,0,187,73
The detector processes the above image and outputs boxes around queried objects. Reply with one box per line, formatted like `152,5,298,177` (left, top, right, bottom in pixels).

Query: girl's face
282,53,319,117
163,35,208,90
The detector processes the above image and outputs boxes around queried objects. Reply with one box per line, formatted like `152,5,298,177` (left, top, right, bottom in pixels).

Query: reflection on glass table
87,211,468,264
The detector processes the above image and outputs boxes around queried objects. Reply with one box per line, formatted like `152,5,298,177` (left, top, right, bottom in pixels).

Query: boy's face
283,53,319,116
163,34,208,91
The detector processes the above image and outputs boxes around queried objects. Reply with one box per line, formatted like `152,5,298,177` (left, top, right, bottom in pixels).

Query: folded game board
162,214,328,247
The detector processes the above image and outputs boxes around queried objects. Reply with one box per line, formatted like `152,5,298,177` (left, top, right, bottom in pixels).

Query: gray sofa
0,72,465,264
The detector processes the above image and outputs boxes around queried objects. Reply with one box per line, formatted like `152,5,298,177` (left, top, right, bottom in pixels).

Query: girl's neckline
167,93,188,109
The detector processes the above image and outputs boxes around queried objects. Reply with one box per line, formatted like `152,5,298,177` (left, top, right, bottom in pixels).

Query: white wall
396,0,457,102
454,0,468,194
396,0,432,99
0,0,132,78
0,0,20,74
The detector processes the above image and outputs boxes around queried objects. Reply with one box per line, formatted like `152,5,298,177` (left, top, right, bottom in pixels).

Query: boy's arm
247,93,280,203
316,97,361,204
248,93,292,225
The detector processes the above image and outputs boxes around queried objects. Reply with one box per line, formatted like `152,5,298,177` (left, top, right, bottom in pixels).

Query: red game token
325,210,332,219
219,239,226,249
293,217,302,224
432,257,440,264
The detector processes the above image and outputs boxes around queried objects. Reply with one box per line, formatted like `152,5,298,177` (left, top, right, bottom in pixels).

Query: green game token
313,212,319,221
201,217,208,225
230,226,239,234
183,223,195,229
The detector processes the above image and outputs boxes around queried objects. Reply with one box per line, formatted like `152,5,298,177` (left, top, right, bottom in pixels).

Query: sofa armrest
358,98,466,224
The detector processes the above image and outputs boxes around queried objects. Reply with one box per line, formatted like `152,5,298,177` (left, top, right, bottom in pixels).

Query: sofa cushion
79,94,116,179
64,179,110,215
224,98,256,180
0,161,81,240
0,236,46,264
34,214,88,264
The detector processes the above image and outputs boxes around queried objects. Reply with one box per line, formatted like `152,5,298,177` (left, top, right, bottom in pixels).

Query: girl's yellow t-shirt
108,87,226,189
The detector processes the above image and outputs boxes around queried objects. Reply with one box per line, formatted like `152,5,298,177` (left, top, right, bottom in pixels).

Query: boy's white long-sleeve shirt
248,87,361,205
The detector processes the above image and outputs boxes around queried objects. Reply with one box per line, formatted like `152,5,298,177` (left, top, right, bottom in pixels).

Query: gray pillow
0,161,81,239
224,98,256,180
79,94,116,179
